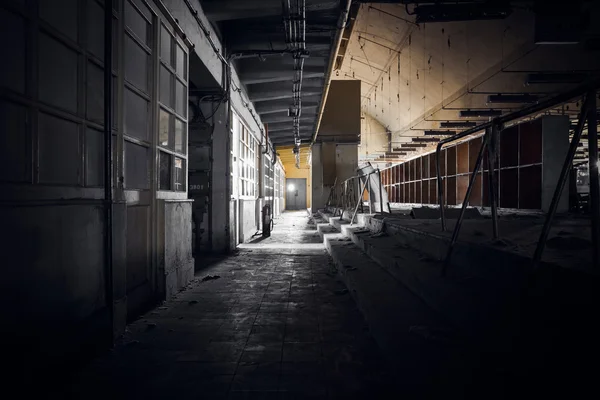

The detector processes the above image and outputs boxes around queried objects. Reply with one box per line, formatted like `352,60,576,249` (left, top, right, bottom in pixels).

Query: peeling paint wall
239,199,259,243
161,201,194,299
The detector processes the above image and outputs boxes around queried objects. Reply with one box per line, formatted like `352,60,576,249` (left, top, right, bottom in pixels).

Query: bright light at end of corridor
288,184,295,192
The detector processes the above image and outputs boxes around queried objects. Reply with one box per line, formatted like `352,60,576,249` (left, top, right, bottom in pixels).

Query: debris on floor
201,275,221,282
335,288,349,295
547,236,591,250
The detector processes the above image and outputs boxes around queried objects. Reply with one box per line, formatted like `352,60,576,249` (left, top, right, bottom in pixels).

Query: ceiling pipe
282,0,309,166
310,0,352,146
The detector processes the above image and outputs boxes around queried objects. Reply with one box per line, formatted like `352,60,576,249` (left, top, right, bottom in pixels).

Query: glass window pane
125,0,148,45
176,44,186,78
125,34,148,92
159,151,171,190
159,109,171,147
40,0,78,41
38,112,80,185
175,119,185,153
87,0,104,60
0,9,26,94
131,0,151,20
86,61,103,122
86,127,104,187
175,79,186,117
174,157,185,191
39,33,78,113
160,25,172,65
124,87,149,141
0,101,29,182
125,141,149,189
160,65,172,108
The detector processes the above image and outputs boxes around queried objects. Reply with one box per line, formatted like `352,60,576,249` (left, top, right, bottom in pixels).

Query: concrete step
316,222,343,242
338,224,520,345
320,211,521,342
364,215,529,287
324,234,480,395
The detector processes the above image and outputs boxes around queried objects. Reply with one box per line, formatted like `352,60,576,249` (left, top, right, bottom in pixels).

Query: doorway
286,178,307,210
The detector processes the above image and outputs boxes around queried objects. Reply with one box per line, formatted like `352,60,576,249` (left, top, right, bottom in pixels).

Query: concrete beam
250,91,322,102
228,34,333,52
240,57,327,72
263,110,318,123
263,115,315,125
271,136,313,145
256,102,320,115
248,78,324,95
204,0,339,22
240,68,325,85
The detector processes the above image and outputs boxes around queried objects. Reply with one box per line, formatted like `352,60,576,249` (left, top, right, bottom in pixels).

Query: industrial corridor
63,211,394,399
2,0,599,397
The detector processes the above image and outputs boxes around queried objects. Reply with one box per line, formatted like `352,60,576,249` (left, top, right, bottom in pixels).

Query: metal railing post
351,174,369,226
378,168,384,214
587,91,599,269
487,125,500,240
441,128,492,277
532,95,589,269
367,174,372,214
436,145,446,231
433,79,600,233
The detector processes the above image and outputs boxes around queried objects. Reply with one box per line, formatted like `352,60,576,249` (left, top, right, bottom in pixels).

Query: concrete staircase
312,211,495,396
314,208,598,396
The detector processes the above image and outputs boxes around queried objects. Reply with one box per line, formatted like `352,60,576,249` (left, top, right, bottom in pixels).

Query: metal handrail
436,79,600,232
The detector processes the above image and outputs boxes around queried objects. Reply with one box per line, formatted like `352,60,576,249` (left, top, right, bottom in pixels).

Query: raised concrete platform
323,228,480,396
317,207,598,396
364,214,596,276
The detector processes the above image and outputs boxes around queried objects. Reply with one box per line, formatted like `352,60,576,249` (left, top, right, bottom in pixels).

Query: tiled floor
65,211,394,399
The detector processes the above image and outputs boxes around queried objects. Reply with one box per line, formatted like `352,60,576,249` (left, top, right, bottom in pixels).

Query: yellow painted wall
278,145,312,209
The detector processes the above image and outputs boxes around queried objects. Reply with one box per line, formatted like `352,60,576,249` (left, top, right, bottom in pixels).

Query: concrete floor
63,211,394,399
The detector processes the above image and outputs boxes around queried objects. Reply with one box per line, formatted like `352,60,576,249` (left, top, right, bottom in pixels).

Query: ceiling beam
255,101,320,115
263,114,316,124
250,90,322,102
204,0,340,22
262,116,315,126
240,68,325,85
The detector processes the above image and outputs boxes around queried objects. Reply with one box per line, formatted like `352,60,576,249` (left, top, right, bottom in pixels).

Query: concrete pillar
312,144,325,210
211,105,230,252
542,115,570,213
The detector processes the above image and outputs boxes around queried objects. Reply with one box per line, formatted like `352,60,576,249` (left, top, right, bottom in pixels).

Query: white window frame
156,20,188,195
238,124,257,199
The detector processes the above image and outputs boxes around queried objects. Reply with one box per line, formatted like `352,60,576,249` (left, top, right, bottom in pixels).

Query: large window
274,165,280,200
264,155,274,200
157,23,188,192
123,0,152,190
239,124,257,198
